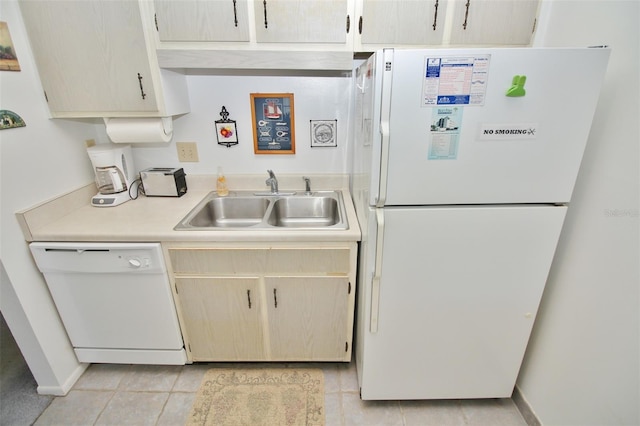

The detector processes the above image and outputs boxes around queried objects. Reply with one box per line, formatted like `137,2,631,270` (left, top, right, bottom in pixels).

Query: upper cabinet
254,0,350,44
154,0,355,70
154,0,250,42
19,0,189,118
354,0,538,51
152,0,540,71
449,0,539,45
20,0,541,102
355,0,447,49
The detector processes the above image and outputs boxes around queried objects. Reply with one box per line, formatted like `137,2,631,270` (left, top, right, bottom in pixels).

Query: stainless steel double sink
174,191,348,230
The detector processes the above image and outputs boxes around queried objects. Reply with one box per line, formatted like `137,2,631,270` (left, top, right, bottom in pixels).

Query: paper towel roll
104,117,173,143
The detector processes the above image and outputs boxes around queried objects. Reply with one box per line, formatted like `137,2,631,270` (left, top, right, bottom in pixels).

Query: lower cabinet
175,276,266,361
265,276,350,360
164,243,356,362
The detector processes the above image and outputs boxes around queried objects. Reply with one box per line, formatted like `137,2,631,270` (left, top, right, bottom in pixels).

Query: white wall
130,72,354,177
518,1,639,425
0,0,98,393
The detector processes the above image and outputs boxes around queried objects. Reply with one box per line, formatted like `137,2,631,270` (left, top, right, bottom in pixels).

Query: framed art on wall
310,120,337,147
250,93,295,154
0,22,20,71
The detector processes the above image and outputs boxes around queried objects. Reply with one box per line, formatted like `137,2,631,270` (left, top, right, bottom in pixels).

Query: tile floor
33,361,528,426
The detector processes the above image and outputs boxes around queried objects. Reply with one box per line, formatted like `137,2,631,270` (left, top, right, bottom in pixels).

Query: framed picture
250,93,295,154
310,120,337,147
0,22,20,71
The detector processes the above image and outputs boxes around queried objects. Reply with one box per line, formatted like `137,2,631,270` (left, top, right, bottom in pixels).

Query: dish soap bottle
216,167,229,196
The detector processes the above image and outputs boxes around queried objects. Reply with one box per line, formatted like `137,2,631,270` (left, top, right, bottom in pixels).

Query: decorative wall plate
0,110,25,130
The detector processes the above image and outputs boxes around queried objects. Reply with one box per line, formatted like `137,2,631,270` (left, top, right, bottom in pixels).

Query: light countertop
17,174,362,243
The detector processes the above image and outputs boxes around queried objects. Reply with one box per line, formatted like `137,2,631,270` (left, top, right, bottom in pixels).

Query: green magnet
506,75,527,97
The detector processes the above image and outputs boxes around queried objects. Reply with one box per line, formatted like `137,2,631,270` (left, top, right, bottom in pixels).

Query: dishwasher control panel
30,242,166,274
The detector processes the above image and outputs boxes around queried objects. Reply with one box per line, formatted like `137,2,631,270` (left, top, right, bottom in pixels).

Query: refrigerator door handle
370,208,385,333
375,48,394,208
377,121,390,207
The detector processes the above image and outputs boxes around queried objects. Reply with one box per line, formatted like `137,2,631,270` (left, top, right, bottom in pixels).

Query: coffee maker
87,144,137,207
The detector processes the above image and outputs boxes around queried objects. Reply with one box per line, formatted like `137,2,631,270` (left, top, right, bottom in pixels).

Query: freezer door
358,205,567,399
352,52,383,214
374,47,610,205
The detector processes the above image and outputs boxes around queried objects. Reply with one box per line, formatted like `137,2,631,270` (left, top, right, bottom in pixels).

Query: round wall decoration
0,110,25,130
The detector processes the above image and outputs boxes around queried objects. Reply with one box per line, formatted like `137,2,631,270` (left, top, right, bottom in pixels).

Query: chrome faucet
302,176,312,195
266,169,278,194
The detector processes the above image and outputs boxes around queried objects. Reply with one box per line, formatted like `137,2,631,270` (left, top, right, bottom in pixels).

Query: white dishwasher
30,242,186,365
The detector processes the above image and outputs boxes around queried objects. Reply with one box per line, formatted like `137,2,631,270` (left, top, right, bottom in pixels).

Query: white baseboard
513,384,542,426
36,363,89,396
74,348,187,365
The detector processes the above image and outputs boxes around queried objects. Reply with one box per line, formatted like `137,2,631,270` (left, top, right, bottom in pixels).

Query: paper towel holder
103,117,173,144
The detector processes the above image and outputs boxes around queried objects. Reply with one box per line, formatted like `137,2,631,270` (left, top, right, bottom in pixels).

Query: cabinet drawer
169,247,351,275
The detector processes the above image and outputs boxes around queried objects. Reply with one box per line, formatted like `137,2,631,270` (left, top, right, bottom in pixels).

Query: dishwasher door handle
44,248,110,253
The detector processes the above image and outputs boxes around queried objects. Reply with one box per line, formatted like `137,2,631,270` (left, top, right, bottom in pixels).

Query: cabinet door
254,0,350,43
19,0,159,114
358,0,446,46
154,0,250,41
175,277,266,361
449,0,539,45
265,276,350,361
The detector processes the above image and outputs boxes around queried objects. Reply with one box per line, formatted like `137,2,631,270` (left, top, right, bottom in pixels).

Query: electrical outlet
176,142,199,162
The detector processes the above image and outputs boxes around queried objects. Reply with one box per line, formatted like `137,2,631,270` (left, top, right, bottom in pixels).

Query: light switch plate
176,142,199,162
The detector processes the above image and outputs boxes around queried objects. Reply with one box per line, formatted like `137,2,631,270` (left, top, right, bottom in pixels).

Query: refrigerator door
368,47,610,206
357,205,567,399
352,53,382,219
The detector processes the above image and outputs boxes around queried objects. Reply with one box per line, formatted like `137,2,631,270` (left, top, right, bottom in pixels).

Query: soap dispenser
216,167,229,196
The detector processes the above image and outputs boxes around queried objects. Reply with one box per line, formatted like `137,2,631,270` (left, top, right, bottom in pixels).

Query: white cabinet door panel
449,0,539,46
175,277,266,361
359,0,446,45
19,0,158,113
266,276,350,360
155,0,250,41
254,0,349,43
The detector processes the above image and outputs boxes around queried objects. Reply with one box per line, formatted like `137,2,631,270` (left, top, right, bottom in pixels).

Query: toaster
140,167,187,197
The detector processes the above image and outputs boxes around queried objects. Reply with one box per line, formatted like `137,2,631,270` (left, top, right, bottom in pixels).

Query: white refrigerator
351,47,610,400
